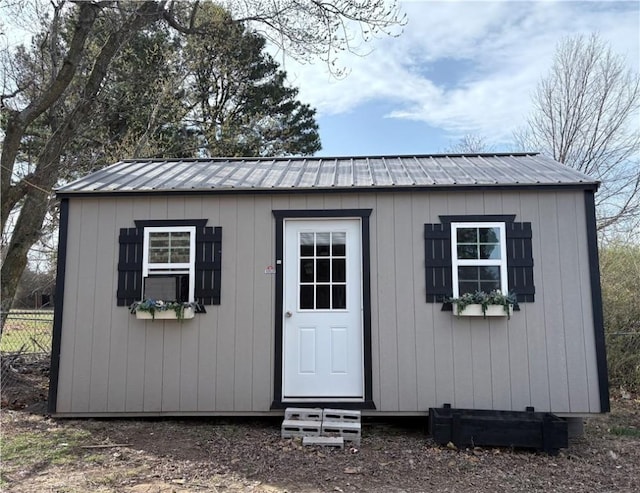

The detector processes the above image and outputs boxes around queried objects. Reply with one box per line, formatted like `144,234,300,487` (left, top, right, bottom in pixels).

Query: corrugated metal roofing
56,153,598,195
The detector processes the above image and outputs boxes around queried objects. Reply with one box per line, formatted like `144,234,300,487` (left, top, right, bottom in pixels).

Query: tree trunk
1,1,167,331
1,2,102,232
1,175,58,331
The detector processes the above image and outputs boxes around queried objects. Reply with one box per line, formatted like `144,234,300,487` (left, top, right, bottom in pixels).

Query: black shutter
424,223,452,302
195,226,222,305
506,222,535,302
117,228,144,306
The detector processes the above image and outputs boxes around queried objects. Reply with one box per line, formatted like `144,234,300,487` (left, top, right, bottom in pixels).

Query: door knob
285,311,292,318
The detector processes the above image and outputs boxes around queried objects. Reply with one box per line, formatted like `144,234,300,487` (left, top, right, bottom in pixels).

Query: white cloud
281,0,640,145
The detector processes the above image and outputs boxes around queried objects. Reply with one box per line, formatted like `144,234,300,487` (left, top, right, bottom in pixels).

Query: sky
1,0,638,158
278,0,640,157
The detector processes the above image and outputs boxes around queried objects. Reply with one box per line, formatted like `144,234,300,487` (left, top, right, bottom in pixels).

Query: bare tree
0,0,405,329
444,134,493,154
515,34,640,235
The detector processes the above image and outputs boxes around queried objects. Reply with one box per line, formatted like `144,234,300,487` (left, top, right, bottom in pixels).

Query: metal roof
56,153,598,195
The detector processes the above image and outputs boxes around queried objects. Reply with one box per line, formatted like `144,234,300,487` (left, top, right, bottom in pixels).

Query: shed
49,153,609,417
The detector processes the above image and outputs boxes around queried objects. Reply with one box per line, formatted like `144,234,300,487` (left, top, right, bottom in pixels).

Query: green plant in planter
129,299,199,320
448,290,517,318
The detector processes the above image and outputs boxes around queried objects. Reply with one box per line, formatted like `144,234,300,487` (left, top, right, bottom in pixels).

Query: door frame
271,209,375,410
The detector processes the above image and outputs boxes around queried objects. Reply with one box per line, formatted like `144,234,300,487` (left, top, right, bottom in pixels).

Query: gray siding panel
375,195,400,410
411,194,437,411
216,197,238,411
89,200,117,412
538,194,571,412
57,188,602,415
234,197,256,411
558,193,591,411
501,193,529,411
394,194,418,411
429,193,455,408
72,201,98,412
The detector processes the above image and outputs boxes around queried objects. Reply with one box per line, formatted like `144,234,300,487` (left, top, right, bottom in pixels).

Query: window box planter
130,299,200,321
454,303,513,317
448,290,517,319
135,306,195,320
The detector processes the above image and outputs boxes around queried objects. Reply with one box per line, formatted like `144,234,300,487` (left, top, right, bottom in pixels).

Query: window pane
333,259,346,282
300,259,314,282
149,231,193,264
316,259,330,282
332,232,346,256
458,266,479,280
300,233,314,257
300,285,314,309
316,285,330,308
479,227,499,243
457,264,502,295
479,266,501,281
150,249,169,263
458,281,479,295
170,249,190,263
150,234,169,248
332,285,346,309
457,228,477,243
316,233,330,256
480,281,501,292
457,245,478,259
480,244,501,259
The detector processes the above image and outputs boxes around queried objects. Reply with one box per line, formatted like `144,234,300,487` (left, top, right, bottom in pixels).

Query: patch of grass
609,426,640,438
1,311,53,353
1,428,92,467
0,329,52,353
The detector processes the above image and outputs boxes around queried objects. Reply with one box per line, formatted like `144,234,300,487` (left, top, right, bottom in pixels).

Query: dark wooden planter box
429,404,568,455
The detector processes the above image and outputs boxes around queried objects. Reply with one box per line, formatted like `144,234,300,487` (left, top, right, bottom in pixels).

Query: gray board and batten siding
51,153,608,416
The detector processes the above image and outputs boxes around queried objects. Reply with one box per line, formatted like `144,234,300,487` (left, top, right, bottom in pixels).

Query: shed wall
55,190,602,414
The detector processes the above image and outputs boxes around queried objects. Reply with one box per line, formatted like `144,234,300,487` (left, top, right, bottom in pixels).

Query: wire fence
1,310,53,391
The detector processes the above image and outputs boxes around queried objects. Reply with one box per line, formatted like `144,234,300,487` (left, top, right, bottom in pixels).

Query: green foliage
2,428,91,466
609,425,640,438
129,299,199,320
448,290,517,318
181,3,321,157
600,243,640,392
7,3,321,183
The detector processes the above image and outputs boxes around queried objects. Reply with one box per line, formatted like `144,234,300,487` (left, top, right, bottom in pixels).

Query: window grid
298,231,347,310
148,232,191,264
451,222,507,297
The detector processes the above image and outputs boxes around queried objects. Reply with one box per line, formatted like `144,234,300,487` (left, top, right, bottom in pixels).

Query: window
117,220,222,307
451,222,507,297
424,215,535,304
142,226,196,302
298,231,347,310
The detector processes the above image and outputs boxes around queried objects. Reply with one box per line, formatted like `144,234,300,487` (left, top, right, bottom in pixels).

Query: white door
283,219,364,399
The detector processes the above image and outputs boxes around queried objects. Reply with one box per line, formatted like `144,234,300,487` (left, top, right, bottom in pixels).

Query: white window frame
142,226,196,303
451,222,508,298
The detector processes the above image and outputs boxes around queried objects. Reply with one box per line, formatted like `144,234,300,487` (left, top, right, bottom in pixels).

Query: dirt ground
1,360,639,493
